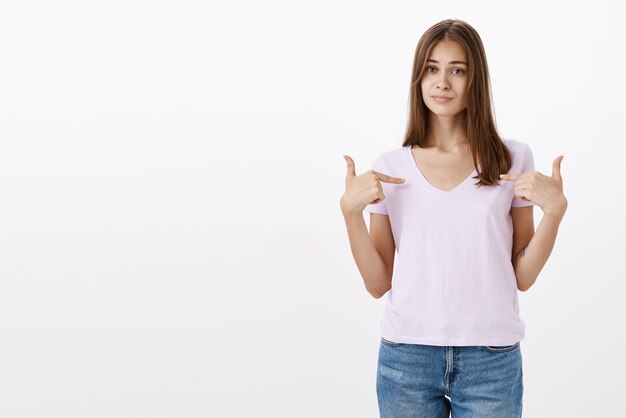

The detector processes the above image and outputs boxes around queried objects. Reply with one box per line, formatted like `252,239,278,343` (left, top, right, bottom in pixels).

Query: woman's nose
437,77,450,90
436,73,450,90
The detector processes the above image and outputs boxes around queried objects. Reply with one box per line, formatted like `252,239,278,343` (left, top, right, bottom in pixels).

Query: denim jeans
377,337,523,418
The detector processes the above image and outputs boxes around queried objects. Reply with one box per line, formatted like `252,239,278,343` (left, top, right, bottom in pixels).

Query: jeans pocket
483,341,520,353
380,337,403,347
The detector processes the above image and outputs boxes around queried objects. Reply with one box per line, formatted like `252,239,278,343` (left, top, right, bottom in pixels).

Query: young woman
339,19,567,417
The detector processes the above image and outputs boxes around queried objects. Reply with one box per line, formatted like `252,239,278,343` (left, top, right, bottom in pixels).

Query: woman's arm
340,155,404,298
503,155,568,292
511,208,565,291
341,209,394,299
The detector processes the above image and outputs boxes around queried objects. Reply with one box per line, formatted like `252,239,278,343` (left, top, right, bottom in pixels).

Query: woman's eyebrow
427,59,468,66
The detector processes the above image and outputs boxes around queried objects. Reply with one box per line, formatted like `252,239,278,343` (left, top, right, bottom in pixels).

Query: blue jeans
377,337,523,418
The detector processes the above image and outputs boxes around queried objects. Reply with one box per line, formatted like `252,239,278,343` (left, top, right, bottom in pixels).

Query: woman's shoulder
501,137,532,158
501,137,534,171
502,137,529,150
372,146,408,165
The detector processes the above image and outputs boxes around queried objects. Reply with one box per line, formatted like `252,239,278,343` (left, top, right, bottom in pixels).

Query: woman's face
420,39,469,117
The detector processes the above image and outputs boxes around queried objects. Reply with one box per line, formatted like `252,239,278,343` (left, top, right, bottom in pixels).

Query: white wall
0,0,623,416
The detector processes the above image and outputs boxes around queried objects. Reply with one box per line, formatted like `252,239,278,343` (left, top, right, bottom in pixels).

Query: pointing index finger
374,171,405,184
500,173,522,181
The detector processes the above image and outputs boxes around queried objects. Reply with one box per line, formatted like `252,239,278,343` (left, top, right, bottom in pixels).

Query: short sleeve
363,156,388,215
511,143,536,207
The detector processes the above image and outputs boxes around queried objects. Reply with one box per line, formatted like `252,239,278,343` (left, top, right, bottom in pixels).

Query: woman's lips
432,96,453,103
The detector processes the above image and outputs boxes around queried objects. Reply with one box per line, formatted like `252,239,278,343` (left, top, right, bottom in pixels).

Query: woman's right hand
340,155,405,215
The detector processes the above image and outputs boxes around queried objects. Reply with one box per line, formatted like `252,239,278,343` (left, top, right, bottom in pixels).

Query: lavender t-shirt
363,138,535,346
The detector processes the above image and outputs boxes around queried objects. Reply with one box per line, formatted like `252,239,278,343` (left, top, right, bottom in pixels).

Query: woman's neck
425,112,467,151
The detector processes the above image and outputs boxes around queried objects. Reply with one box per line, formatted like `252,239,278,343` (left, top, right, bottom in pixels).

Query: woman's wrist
541,196,568,221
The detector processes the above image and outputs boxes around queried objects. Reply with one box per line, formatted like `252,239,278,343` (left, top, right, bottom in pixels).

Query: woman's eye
426,66,464,75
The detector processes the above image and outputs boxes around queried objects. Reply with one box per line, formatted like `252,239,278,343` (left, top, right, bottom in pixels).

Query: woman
339,19,567,417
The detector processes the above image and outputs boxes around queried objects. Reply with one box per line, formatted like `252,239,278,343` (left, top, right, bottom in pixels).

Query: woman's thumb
344,155,356,179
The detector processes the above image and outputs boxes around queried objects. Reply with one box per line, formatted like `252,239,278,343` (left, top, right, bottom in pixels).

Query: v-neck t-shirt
363,138,535,346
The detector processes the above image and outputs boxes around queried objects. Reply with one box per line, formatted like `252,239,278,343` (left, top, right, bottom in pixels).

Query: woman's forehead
428,40,467,62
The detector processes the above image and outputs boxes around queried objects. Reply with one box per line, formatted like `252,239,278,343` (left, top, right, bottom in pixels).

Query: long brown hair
402,18,511,187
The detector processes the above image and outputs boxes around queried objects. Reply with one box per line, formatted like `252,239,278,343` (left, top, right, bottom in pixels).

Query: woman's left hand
500,155,568,220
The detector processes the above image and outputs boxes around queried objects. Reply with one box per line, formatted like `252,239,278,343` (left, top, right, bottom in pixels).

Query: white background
0,0,624,417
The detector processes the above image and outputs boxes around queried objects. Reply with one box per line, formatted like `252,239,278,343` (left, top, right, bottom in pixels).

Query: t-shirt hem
512,201,535,207
380,333,524,347
363,209,388,215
